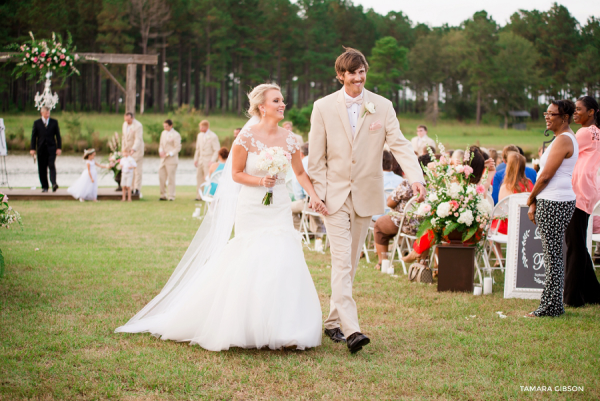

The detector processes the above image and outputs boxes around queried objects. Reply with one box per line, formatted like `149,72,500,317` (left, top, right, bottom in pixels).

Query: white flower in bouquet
428,192,439,202
457,210,474,226
466,185,476,195
431,218,438,227
448,182,462,199
416,203,432,216
437,202,452,218
256,146,292,205
476,198,492,216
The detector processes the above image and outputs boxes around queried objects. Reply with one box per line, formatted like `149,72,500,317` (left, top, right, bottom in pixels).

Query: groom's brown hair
335,47,369,84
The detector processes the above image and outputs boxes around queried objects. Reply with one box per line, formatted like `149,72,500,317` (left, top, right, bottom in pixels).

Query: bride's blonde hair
247,83,281,118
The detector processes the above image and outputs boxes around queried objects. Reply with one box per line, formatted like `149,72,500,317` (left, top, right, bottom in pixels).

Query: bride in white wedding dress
115,83,328,351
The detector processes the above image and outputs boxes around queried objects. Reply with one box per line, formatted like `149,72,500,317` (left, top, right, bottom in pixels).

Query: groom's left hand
412,182,426,203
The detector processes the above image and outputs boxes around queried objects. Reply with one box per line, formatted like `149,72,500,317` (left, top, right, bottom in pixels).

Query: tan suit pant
158,157,178,200
132,154,143,192
323,194,371,337
195,162,209,197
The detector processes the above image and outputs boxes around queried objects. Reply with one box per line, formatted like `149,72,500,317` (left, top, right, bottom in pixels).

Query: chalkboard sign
504,195,566,299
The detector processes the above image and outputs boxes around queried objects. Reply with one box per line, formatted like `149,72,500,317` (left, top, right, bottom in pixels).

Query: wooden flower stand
437,238,476,292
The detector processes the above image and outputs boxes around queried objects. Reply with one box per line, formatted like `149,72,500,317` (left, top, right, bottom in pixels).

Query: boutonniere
362,102,376,117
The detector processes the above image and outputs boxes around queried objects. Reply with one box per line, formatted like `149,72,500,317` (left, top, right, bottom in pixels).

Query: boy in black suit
30,106,62,192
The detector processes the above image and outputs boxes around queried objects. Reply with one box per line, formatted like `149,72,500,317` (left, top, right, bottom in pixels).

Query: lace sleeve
286,131,301,154
233,128,252,152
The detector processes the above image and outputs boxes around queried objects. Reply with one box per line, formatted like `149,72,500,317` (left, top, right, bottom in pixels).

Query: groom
308,47,426,353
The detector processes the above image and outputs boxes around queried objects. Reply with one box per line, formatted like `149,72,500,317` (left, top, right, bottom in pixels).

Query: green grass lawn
4,111,551,156
1,187,599,400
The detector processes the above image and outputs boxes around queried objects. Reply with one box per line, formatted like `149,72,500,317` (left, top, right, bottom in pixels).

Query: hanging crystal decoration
34,72,59,110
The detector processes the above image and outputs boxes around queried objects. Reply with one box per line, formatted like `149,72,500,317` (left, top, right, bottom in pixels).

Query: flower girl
67,149,111,202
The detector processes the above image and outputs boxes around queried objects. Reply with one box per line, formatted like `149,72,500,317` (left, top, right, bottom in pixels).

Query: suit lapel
354,90,369,139
335,89,354,145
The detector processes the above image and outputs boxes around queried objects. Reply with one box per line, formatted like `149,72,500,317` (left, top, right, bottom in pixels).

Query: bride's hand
309,197,329,216
260,175,276,188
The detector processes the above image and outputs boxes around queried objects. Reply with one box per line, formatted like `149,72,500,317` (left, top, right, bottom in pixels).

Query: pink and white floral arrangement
8,32,80,81
255,147,292,205
414,143,492,244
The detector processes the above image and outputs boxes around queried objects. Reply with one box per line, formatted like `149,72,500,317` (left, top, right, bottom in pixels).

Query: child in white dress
119,149,137,202
67,149,111,202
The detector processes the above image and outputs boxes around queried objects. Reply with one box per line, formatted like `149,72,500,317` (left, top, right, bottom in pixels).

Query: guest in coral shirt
564,95,600,307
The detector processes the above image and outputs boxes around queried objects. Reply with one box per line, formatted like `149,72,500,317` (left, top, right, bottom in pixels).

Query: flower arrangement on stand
414,144,493,247
106,133,122,189
7,32,80,82
0,192,23,277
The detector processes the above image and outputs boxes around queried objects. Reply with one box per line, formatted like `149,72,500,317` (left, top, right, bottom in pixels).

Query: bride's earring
262,109,266,117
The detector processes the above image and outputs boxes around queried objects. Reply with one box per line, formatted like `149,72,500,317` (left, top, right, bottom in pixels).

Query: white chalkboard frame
504,194,543,299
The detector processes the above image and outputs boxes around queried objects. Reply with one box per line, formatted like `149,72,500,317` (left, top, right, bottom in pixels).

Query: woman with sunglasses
526,100,578,317
564,96,600,307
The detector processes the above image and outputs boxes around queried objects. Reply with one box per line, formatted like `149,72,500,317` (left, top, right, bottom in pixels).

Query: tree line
1,0,599,127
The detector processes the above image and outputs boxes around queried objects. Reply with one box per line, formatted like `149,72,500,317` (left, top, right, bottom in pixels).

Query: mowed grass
1,187,599,400
4,111,549,155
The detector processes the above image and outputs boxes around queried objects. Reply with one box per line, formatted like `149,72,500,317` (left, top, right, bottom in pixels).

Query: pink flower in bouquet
33,57,38,63
39,64,44,69
60,61,66,67
454,212,459,217
60,54,65,60
439,155,447,165
265,152,273,161
47,58,51,62
455,165,465,173
285,152,292,161
463,165,473,177
25,53,30,58
449,200,459,210
422,204,432,214
476,185,486,195
41,52,46,58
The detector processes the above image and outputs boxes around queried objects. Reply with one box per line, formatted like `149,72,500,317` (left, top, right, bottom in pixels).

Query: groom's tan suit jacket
308,88,424,217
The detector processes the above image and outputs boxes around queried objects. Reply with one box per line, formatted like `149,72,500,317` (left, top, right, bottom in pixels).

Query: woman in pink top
564,95,600,307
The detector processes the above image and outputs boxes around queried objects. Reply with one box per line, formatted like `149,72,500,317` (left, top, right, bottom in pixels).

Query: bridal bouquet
255,147,292,205
414,144,492,244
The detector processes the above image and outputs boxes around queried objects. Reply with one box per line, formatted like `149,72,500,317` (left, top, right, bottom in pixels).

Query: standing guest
564,96,600,307
492,144,537,204
233,128,242,138
410,125,436,154
30,106,62,193
282,121,304,145
119,149,137,202
526,100,578,317
121,112,144,196
158,120,182,201
194,120,220,201
67,149,111,202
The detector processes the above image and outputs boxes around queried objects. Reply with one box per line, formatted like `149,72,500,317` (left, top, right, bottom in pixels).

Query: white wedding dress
115,125,322,351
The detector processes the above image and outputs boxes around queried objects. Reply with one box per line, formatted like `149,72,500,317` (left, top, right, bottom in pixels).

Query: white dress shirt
43,117,49,127
343,89,364,136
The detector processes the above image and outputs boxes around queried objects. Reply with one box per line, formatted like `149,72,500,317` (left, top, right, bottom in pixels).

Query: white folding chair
590,199,600,271
388,196,419,275
299,198,328,252
364,188,396,263
199,170,223,217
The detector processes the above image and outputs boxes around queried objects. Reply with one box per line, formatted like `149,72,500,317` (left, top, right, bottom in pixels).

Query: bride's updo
247,83,281,118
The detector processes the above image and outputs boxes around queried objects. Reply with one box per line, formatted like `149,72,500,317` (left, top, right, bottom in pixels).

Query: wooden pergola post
0,52,157,115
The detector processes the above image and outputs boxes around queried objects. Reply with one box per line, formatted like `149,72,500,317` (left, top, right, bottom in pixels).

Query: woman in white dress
115,83,328,351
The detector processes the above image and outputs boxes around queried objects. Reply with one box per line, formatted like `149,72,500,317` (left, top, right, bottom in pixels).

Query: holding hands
308,197,329,216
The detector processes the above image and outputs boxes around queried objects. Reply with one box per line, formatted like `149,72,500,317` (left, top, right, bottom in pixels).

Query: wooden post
126,63,136,115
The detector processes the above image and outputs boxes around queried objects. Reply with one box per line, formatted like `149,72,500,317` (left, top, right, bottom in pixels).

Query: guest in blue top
372,151,404,221
492,145,537,204
203,147,229,196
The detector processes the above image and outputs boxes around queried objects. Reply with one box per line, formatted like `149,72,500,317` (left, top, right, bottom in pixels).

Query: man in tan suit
194,120,220,200
122,112,144,195
308,48,426,353
410,125,436,155
158,119,182,201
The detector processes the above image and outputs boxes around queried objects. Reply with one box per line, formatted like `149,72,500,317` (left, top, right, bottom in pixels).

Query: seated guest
492,145,537,204
418,143,436,156
383,150,403,190
450,149,464,164
290,143,324,235
491,152,534,253
403,147,494,263
411,125,436,154
203,147,229,197
373,154,430,270
282,121,304,145
488,148,498,166
233,128,242,138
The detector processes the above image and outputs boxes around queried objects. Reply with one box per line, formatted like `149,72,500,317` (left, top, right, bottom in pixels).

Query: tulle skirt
67,166,98,201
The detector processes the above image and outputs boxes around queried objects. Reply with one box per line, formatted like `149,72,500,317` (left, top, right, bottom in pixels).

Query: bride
115,83,328,351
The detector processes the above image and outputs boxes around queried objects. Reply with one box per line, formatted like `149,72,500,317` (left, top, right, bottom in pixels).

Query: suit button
352,160,356,164
351,179,354,183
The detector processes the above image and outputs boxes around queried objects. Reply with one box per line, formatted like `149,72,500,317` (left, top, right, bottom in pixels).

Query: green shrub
286,103,314,134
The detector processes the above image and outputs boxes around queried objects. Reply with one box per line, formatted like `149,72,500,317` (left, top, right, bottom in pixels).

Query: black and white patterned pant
534,199,576,317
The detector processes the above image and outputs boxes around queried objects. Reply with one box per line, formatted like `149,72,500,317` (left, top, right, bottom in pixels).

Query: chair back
397,196,419,236
383,187,395,214
209,170,223,184
487,193,529,236
593,199,600,217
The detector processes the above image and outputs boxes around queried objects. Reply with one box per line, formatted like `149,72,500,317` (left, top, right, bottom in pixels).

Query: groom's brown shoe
324,328,346,343
347,332,370,354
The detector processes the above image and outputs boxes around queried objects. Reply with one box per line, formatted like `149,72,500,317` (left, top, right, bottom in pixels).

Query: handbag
408,259,433,284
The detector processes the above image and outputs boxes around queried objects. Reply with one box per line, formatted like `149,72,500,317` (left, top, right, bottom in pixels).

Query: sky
352,0,596,27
